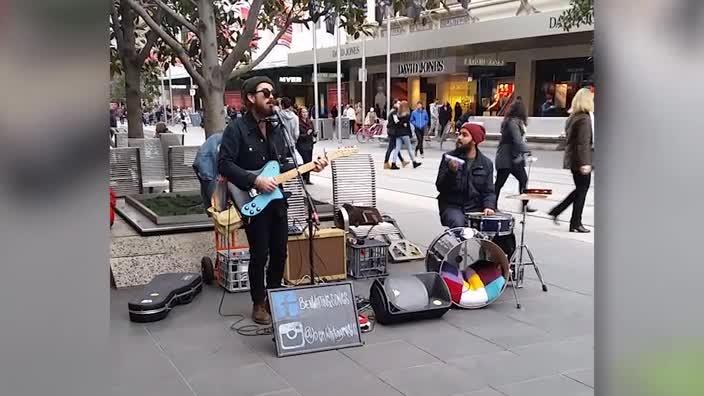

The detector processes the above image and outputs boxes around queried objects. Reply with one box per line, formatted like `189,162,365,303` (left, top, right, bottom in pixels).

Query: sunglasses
255,88,276,98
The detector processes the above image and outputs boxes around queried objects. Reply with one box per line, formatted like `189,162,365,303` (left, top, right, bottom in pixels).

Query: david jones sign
397,60,445,76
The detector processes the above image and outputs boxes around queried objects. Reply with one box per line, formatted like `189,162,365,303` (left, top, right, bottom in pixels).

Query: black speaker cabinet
370,272,452,325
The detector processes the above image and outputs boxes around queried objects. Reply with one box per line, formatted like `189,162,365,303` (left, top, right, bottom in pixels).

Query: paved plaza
111,126,594,396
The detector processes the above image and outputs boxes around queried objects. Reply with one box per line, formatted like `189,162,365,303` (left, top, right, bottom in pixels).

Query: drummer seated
436,122,496,228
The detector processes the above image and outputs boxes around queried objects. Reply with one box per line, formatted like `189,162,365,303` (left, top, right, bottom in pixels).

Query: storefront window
533,57,594,117
468,63,516,116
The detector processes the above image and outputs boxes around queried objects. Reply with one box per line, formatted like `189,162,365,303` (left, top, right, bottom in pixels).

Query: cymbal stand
510,157,548,293
511,203,547,291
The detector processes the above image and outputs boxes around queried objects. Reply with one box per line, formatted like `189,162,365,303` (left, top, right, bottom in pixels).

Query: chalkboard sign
268,282,363,358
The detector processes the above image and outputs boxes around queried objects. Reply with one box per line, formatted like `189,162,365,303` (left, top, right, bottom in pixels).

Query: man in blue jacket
193,132,223,211
410,101,429,158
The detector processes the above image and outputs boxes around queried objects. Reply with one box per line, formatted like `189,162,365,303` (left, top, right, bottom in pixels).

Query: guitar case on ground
128,272,203,323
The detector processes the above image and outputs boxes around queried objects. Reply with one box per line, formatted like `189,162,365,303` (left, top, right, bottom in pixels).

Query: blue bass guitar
230,146,358,217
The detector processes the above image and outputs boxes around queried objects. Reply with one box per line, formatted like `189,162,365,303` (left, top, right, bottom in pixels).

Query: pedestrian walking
494,100,536,212
355,102,363,132
438,102,452,149
278,97,303,164
179,109,188,133
454,102,463,123
548,88,594,233
429,99,440,137
297,107,316,185
383,100,405,168
390,101,421,170
410,101,429,158
345,104,356,136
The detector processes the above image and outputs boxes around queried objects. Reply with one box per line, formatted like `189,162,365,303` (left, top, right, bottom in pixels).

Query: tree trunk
119,1,144,139
198,0,226,138
124,59,144,138
203,87,225,136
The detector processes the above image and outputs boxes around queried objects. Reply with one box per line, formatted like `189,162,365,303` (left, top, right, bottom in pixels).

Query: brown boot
402,160,411,167
252,302,271,325
383,162,391,169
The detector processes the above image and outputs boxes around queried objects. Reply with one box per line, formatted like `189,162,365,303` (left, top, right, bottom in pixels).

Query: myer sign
397,60,445,76
279,76,302,83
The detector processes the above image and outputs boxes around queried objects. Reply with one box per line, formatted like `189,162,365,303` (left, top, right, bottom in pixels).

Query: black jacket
388,112,412,138
217,112,294,192
495,117,530,169
436,148,496,211
438,106,451,126
563,112,593,170
296,118,316,151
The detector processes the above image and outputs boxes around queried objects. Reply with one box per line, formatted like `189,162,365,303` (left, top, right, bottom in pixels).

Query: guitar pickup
248,189,259,198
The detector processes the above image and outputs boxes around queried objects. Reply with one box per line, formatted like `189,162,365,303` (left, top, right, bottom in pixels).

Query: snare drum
465,212,514,237
425,227,510,309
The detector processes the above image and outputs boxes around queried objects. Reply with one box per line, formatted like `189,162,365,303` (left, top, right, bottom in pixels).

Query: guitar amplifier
285,228,347,285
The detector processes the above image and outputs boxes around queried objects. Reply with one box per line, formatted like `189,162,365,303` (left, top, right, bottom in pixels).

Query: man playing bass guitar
218,76,328,325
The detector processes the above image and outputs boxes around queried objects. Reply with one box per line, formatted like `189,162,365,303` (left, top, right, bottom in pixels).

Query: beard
455,140,473,153
254,100,274,117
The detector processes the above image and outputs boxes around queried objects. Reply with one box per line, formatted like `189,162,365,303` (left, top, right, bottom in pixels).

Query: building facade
284,0,594,118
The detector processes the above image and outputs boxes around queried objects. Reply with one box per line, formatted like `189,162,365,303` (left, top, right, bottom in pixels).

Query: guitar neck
274,161,317,185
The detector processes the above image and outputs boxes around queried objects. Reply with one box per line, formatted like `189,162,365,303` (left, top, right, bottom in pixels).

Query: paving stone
265,350,402,396
379,362,488,396
510,336,593,373
452,388,507,396
255,390,303,396
448,349,565,387
496,374,593,396
187,362,290,396
342,339,440,372
110,374,193,396
563,369,594,388
391,319,506,361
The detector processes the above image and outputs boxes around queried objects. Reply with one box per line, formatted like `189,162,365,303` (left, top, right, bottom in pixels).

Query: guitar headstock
323,146,359,161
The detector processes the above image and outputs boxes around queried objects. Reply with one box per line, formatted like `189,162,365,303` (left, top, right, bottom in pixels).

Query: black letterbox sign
268,282,363,358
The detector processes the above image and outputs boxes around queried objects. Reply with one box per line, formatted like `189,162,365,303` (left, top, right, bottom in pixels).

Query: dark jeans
495,165,529,208
298,147,313,183
549,170,591,228
243,202,288,304
384,136,405,163
199,178,216,211
438,203,466,229
414,127,425,156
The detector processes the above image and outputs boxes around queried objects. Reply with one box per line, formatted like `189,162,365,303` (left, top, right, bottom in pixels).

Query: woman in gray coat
494,100,535,212
548,88,594,233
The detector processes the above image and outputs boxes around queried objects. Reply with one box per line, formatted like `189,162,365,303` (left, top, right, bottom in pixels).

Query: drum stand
511,199,548,294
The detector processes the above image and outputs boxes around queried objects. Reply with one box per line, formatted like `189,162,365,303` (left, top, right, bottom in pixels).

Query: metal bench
109,147,142,197
129,138,170,193
167,145,200,193
159,133,184,169
331,154,423,262
114,131,128,148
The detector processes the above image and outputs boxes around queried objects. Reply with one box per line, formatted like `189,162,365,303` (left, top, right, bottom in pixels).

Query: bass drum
426,227,510,309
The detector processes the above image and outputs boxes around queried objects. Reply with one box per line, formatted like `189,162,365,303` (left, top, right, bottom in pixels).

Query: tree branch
110,4,125,54
221,0,265,77
230,10,293,78
138,29,160,64
125,0,207,88
149,0,200,37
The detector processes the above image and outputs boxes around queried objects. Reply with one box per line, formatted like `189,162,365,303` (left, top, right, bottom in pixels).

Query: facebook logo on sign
272,291,299,319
